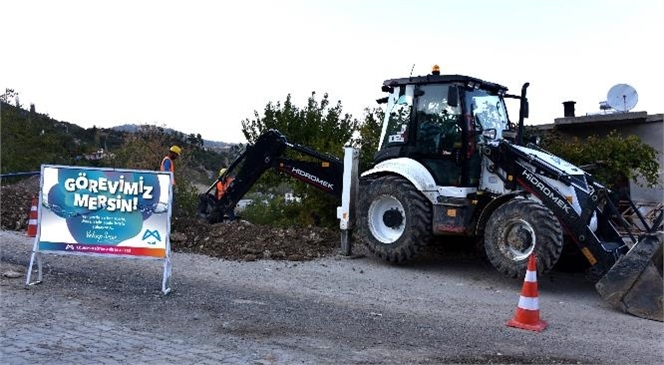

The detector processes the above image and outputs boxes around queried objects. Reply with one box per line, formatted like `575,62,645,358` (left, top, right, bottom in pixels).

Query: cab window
380,85,414,149
414,84,462,155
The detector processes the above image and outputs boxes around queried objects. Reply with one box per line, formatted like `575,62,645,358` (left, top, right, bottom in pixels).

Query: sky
1,0,663,144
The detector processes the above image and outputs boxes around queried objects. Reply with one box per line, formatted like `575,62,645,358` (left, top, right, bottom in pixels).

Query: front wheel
482,199,563,277
357,175,432,263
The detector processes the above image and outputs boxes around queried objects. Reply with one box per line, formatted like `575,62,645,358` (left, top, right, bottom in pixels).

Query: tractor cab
375,66,513,187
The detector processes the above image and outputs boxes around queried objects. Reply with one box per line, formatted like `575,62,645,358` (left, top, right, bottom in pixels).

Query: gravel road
1,230,662,364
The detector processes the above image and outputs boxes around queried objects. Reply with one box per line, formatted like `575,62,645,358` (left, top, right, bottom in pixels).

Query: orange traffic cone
26,197,38,237
507,253,547,332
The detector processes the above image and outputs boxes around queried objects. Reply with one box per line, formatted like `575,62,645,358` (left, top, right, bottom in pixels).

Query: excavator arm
197,129,344,224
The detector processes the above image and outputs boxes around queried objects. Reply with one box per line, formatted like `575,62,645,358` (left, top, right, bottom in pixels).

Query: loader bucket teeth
595,232,664,322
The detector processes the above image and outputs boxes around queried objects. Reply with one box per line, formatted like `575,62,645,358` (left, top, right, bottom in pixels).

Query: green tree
0,88,18,104
106,124,204,215
1,100,83,173
108,125,168,170
353,107,384,171
538,129,661,189
240,92,359,227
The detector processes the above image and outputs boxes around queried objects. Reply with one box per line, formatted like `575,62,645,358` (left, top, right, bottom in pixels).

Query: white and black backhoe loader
197,66,663,321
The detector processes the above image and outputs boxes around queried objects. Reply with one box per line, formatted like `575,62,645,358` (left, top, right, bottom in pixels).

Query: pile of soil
0,177,340,261
171,216,339,261
0,176,40,231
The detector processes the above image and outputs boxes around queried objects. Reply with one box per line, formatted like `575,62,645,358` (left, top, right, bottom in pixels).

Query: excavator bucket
595,232,663,321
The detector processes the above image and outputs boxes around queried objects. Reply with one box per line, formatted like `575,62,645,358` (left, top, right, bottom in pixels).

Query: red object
26,197,38,237
507,254,548,332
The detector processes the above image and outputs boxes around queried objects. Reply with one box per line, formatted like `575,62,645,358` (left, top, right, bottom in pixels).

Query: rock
170,232,187,243
3,270,23,278
241,246,261,255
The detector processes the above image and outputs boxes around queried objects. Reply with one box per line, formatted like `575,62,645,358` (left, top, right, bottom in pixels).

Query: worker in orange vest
216,168,233,199
215,168,235,220
160,145,181,184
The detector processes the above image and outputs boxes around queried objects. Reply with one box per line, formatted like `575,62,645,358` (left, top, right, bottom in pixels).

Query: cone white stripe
29,219,38,225
517,296,539,311
525,271,537,282
31,205,38,211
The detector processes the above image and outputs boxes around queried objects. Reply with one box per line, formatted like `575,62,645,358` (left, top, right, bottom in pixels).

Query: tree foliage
353,107,384,171
539,129,661,188
242,92,357,154
240,92,360,227
1,88,20,106
1,100,88,173
106,124,229,215
1,97,232,216
240,196,304,228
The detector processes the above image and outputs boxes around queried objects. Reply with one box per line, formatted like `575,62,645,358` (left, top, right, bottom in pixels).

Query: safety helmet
169,145,182,155
219,168,227,176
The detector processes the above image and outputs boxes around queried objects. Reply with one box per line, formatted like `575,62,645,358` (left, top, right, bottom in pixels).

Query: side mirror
376,97,388,104
414,89,425,97
381,85,394,93
448,86,459,107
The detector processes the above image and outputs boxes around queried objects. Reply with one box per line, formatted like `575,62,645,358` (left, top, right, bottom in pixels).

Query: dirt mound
171,216,339,261
0,177,340,261
0,176,40,231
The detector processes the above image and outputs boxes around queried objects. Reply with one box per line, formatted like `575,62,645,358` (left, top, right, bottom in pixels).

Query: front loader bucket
595,232,663,321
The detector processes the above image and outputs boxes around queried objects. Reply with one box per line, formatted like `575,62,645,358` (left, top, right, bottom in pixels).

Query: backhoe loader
197,66,663,321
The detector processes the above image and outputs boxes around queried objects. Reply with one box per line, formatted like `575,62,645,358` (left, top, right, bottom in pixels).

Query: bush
240,196,306,227
539,129,661,189
240,92,359,228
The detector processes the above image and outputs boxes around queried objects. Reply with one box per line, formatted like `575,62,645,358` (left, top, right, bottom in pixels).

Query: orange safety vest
216,177,234,200
160,156,176,185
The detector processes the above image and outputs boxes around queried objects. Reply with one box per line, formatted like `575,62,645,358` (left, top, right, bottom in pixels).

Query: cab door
412,84,465,186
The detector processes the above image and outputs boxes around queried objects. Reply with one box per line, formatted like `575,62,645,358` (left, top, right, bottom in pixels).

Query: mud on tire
357,175,432,263
482,198,563,278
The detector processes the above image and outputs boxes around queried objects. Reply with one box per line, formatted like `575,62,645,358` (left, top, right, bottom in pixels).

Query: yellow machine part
595,232,663,321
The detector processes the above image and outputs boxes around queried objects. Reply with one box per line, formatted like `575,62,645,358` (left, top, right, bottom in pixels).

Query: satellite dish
606,84,638,112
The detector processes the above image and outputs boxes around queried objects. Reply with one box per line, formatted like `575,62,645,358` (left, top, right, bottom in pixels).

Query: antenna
606,83,638,112
409,64,415,79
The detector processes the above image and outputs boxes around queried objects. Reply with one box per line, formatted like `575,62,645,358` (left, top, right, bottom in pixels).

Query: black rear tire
357,175,432,263
482,198,563,277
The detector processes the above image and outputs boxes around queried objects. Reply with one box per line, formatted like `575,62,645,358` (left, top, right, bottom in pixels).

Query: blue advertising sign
26,165,174,293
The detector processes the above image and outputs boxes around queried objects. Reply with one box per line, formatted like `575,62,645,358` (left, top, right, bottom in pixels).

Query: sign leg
161,257,172,295
25,251,43,288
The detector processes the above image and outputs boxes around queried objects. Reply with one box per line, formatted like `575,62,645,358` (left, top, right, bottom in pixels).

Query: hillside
0,101,239,185
112,124,234,152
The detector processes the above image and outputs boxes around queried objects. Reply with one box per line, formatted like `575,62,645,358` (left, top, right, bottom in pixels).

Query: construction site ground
1,177,663,364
